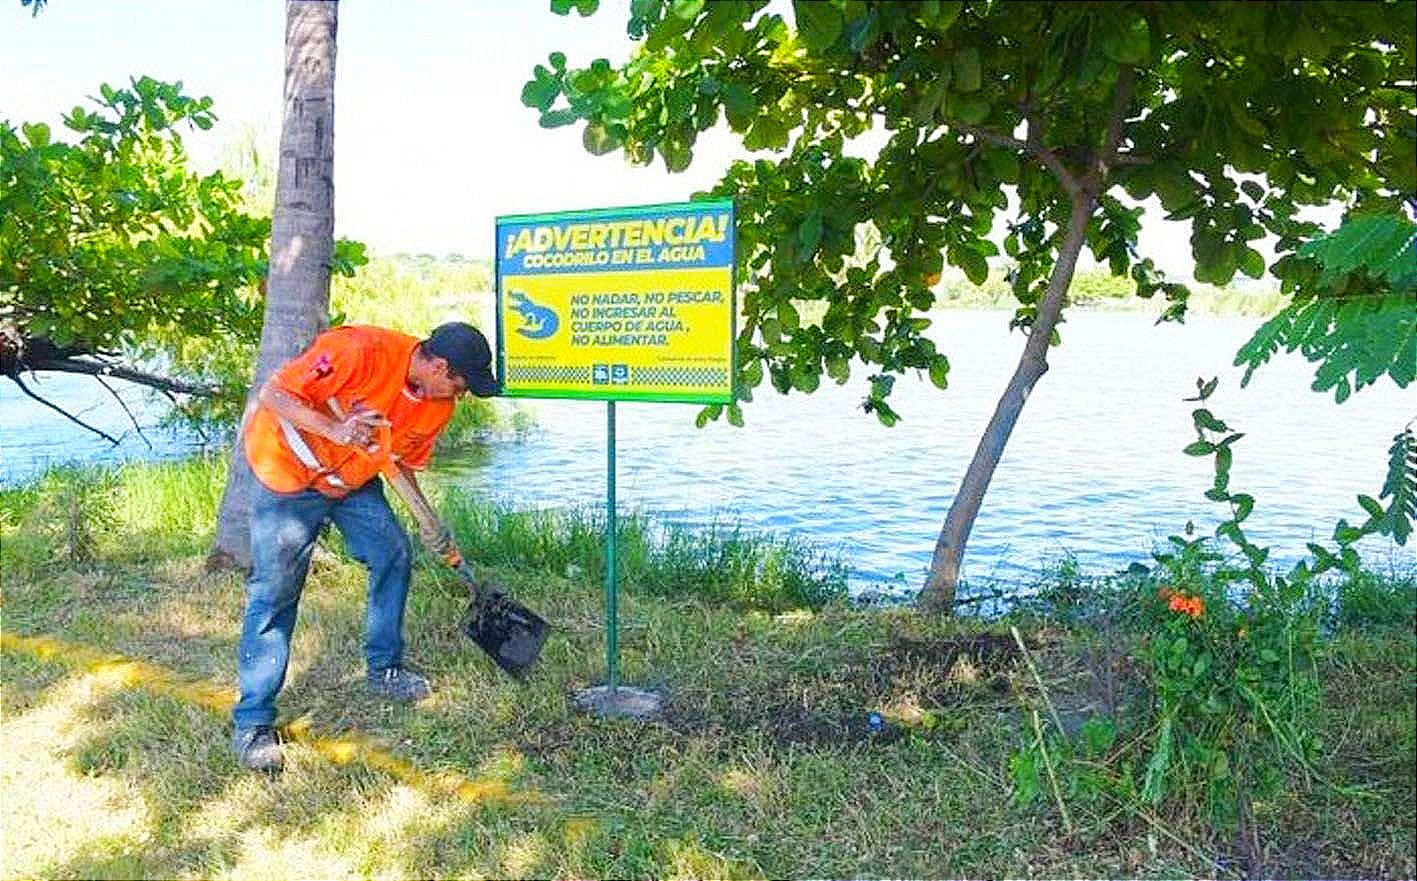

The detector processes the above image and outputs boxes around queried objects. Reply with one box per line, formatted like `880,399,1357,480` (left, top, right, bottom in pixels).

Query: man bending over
232,322,498,772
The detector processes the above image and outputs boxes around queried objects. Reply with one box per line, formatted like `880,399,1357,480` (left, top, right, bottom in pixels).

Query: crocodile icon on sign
508,291,560,340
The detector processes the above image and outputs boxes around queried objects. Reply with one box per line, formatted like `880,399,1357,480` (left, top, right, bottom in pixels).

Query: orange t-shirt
244,325,455,497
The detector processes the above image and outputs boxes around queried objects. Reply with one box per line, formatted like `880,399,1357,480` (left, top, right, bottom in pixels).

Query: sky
1,0,1337,276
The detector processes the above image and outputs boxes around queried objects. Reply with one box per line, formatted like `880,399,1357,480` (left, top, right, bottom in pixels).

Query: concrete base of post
573,685,665,720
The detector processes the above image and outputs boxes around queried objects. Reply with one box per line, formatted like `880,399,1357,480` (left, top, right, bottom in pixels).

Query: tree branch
24,356,219,396
1093,65,1137,188
153,384,212,445
1018,87,1083,198
947,122,1029,153
6,372,121,446
939,120,1083,199
94,373,153,449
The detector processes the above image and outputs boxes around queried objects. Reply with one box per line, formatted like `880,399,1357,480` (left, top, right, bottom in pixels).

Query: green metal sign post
605,400,618,694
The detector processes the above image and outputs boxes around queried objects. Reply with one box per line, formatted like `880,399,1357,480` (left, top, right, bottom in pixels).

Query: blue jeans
232,478,412,728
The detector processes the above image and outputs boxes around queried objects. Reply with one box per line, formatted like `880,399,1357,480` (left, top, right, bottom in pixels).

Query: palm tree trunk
209,0,339,571
917,195,1095,612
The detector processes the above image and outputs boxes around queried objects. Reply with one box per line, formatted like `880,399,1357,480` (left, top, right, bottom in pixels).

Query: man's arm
385,461,461,564
258,378,385,448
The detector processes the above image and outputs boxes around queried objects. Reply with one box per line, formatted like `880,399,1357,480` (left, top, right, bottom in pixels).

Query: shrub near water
330,255,493,334
1011,379,1413,835
1142,542,1323,827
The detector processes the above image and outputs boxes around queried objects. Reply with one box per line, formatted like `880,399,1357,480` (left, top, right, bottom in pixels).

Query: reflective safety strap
278,414,347,489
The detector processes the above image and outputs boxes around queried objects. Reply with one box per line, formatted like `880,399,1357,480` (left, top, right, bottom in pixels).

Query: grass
1,461,1412,878
433,493,847,612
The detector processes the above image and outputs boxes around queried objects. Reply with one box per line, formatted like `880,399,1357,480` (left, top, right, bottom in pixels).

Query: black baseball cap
422,322,499,397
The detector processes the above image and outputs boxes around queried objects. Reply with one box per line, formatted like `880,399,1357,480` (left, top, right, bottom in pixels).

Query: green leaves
1141,716,1173,804
797,210,823,256
550,0,599,16
1376,429,1417,545
1298,213,1417,292
670,0,705,21
21,122,49,147
948,242,989,286
659,138,693,172
1231,493,1254,523
793,0,842,52
951,95,991,125
928,355,950,390
582,121,621,155
952,47,981,93
1178,379,1271,581
864,373,899,426
1238,247,1265,280
914,0,963,33
521,64,561,111
1236,213,1416,401
522,0,1414,433
1101,15,1150,64
1342,428,1417,546
0,78,297,408
1192,409,1229,433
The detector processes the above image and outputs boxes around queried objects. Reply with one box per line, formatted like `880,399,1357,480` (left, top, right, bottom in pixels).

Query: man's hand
327,408,389,449
420,521,455,556
418,521,465,567
257,382,390,452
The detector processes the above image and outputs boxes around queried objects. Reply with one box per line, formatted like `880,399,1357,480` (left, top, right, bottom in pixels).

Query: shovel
336,404,550,677
382,462,550,676
449,559,550,677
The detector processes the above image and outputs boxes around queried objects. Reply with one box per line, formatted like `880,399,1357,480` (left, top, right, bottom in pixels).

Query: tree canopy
0,77,364,433
526,0,1413,419
525,0,1414,608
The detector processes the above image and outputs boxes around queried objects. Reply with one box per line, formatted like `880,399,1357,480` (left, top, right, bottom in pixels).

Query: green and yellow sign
495,199,736,404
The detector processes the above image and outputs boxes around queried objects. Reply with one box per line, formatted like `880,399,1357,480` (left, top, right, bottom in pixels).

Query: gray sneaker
367,665,432,703
233,725,283,773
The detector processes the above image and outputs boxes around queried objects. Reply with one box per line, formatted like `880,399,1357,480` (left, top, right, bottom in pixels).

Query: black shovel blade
460,591,550,677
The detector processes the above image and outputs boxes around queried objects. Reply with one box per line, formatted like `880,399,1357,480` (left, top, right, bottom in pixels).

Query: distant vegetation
934,266,1287,316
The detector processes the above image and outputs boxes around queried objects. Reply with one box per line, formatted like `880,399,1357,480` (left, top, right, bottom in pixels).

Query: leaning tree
523,0,1414,609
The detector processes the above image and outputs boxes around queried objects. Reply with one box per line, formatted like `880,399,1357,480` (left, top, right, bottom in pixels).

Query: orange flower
1166,592,1205,619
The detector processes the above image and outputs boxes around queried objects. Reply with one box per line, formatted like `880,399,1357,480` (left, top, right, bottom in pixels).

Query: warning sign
495,199,735,404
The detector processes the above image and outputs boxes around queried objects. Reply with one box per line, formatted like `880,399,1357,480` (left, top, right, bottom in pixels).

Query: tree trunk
208,0,338,571
917,195,1096,612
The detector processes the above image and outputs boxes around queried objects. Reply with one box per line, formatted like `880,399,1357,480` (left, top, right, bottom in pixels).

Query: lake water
2,311,1409,595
